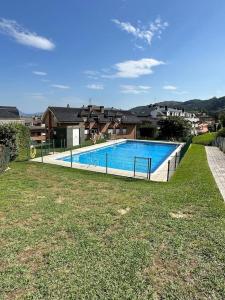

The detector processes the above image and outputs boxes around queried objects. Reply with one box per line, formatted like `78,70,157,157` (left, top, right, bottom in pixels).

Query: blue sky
0,0,225,112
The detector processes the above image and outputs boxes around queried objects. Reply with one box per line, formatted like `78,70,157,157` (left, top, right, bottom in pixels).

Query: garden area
0,144,225,299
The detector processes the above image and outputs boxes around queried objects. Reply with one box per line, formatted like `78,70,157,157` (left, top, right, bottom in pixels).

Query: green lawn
0,145,225,299
192,132,217,145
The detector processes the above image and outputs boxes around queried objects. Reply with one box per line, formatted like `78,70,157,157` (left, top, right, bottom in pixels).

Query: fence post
64,139,66,152
70,148,73,168
48,139,50,154
106,153,108,174
133,156,136,177
167,160,170,182
175,152,178,169
53,139,55,154
41,142,43,163
148,158,152,181
147,158,150,179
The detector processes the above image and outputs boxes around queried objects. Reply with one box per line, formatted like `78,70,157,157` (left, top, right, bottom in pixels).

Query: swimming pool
59,140,178,174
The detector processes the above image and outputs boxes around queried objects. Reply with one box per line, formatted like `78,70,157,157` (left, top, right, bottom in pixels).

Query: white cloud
84,70,99,76
83,70,100,80
120,85,151,94
86,84,104,90
109,58,164,78
112,17,168,46
163,85,177,90
32,71,47,76
0,18,55,50
29,93,46,100
51,84,70,89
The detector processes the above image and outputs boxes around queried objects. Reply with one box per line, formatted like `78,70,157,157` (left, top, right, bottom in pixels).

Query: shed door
72,128,80,146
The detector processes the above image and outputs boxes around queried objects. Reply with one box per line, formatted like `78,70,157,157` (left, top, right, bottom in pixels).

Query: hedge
0,123,30,161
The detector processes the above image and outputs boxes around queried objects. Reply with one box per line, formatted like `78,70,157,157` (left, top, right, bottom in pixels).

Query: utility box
66,126,85,148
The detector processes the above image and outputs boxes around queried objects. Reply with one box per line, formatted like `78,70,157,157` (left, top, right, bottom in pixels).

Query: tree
159,117,191,141
219,112,225,127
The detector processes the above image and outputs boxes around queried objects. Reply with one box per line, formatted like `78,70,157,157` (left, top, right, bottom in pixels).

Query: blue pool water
59,140,178,174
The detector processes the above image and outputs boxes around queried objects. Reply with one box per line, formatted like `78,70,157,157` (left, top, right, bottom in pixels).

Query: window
122,128,127,135
84,129,89,135
116,129,120,135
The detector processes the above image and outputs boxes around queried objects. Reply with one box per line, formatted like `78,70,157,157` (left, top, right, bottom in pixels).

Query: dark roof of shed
0,106,20,119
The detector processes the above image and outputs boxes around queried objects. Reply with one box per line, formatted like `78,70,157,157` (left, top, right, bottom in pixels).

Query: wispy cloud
86,84,104,90
28,93,46,100
106,58,164,78
32,71,47,76
0,18,55,50
51,84,70,89
112,17,168,46
163,85,177,90
41,78,51,83
83,70,100,80
120,85,151,94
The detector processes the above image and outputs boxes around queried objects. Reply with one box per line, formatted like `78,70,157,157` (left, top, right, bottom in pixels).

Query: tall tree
159,117,191,141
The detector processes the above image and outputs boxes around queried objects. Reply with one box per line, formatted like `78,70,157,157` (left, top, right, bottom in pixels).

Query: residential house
131,104,200,136
0,106,24,124
22,116,46,144
42,105,141,147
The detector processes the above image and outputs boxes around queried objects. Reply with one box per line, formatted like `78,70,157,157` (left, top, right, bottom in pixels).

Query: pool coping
31,139,183,182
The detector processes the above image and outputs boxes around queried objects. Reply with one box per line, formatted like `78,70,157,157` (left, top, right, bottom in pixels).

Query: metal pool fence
66,149,183,181
30,137,192,181
213,137,225,153
0,145,10,173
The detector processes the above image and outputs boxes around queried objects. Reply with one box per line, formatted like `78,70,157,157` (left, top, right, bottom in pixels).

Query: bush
0,124,18,161
159,117,191,141
0,123,30,161
12,123,30,161
217,128,225,138
192,132,217,145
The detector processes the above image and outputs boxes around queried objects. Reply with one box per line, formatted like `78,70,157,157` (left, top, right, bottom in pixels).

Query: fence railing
213,137,225,153
27,138,107,160
29,137,192,182
0,145,10,174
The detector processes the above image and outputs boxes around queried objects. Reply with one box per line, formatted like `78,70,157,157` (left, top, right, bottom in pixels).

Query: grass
192,132,217,145
0,144,225,299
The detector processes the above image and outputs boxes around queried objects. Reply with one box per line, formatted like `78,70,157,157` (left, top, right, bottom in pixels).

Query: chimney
88,105,93,112
67,104,70,108
165,106,168,111
100,106,104,113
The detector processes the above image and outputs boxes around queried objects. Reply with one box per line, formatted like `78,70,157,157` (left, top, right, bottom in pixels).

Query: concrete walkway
205,146,225,201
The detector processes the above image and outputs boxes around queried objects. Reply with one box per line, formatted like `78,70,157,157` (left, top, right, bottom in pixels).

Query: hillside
155,96,225,115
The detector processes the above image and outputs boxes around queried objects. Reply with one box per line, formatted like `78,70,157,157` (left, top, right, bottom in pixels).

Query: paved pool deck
205,146,225,201
31,139,183,182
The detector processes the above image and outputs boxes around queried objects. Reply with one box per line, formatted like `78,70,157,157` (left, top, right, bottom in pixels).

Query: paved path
205,146,225,201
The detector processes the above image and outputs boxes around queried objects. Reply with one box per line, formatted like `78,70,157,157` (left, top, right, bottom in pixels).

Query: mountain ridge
131,96,225,116
154,96,225,115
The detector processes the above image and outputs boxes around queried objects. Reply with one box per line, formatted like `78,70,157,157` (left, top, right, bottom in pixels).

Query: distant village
0,104,217,147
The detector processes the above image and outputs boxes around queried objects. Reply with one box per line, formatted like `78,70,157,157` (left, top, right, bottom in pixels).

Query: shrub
12,123,30,161
192,132,217,145
159,117,191,141
0,124,18,161
0,123,30,161
217,128,225,138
